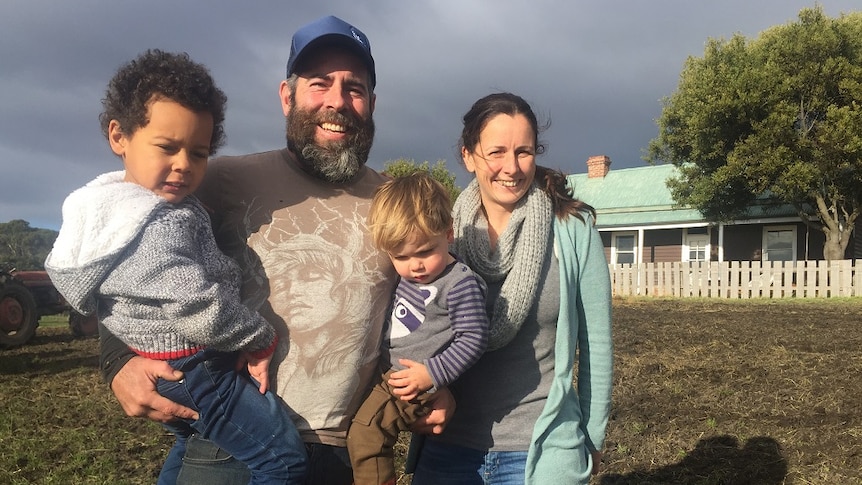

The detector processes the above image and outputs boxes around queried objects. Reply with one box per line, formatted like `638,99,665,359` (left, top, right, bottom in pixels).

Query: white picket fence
609,260,862,298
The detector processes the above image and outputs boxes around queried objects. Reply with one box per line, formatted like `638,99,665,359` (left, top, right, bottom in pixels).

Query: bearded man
98,16,454,485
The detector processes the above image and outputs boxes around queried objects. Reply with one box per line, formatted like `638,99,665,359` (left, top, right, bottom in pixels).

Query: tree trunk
822,221,853,262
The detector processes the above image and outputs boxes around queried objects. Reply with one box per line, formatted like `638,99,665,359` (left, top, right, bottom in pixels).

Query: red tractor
0,269,97,349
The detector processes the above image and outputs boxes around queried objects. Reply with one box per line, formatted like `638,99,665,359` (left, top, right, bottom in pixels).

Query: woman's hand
591,450,603,475
410,387,456,435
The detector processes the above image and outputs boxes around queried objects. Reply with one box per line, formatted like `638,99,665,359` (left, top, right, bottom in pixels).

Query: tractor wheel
69,311,99,338
0,282,39,349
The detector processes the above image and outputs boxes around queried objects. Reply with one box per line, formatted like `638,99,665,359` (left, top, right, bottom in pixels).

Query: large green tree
382,159,462,202
0,220,58,270
648,7,862,261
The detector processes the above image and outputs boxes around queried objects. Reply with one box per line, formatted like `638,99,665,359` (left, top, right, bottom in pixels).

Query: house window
684,234,709,262
762,226,796,262
612,233,637,264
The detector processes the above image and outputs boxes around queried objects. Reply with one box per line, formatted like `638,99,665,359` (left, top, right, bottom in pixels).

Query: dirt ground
600,298,862,485
3,299,861,484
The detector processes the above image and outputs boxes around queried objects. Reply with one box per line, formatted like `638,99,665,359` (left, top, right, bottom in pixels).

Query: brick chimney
586,155,611,178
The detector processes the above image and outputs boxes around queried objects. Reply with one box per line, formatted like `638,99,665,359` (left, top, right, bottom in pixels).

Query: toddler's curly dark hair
99,49,227,153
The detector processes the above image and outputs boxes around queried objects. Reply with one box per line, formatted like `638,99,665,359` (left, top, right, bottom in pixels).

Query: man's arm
99,320,137,383
100,323,198,423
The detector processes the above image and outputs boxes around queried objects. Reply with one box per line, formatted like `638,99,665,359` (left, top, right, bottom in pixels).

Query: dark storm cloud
0,0,857,229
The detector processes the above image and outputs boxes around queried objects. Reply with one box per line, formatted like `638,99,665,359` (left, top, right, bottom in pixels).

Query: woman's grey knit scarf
452,179,552,350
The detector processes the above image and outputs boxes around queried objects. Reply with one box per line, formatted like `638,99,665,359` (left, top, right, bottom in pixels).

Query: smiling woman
461,112,539,241
410,92,613,485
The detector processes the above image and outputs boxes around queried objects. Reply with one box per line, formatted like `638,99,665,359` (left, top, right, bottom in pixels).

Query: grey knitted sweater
45,171,276,360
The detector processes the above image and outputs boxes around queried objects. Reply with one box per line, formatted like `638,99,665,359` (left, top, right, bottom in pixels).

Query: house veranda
569,156,862,299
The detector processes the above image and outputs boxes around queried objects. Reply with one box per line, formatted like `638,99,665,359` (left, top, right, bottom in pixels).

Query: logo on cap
350,27,366,48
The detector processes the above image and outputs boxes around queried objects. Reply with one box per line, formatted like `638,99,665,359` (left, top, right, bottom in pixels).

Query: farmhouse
568,155,861,266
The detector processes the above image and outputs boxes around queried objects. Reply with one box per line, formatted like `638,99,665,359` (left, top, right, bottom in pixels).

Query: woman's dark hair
99,49,227,153
459,92,595,221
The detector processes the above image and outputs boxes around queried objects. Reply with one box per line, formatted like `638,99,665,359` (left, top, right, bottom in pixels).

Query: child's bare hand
243,352,272,394
388,358,433,401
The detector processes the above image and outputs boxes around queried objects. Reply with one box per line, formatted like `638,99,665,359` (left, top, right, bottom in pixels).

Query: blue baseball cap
286,16,376,88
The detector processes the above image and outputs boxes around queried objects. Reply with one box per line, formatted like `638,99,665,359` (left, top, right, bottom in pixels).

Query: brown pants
347,369,433,485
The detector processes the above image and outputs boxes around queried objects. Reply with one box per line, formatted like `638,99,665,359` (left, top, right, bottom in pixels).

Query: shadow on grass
0,352,99,375
0,328,99,375
600,435,787,485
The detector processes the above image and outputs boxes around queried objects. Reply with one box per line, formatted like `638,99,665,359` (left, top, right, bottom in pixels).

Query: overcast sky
1,0,858,230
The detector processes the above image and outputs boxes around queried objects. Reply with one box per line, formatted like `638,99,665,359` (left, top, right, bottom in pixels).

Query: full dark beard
286,106,375,184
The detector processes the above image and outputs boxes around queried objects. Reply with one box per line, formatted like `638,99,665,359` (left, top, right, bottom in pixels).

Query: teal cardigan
525,212,614,484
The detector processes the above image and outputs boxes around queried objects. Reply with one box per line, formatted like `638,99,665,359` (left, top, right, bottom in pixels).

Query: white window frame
612,232,638,265
683,230,710,263
762,225,797,262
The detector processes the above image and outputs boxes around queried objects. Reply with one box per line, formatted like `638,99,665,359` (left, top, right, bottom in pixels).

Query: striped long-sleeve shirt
384,258,489,391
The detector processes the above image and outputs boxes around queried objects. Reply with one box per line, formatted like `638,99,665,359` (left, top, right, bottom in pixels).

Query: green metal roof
568,164,704,228
567,164,799,228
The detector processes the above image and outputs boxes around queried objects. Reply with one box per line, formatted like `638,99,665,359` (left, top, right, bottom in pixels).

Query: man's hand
388,358,433,401
110,356,198,423
409,386,455,435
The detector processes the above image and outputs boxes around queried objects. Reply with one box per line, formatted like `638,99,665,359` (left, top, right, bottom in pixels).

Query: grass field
1,299,860,484
35,314,69,328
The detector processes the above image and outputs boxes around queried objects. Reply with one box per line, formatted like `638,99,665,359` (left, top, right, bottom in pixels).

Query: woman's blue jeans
154,349,307,485
410,439,527,485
